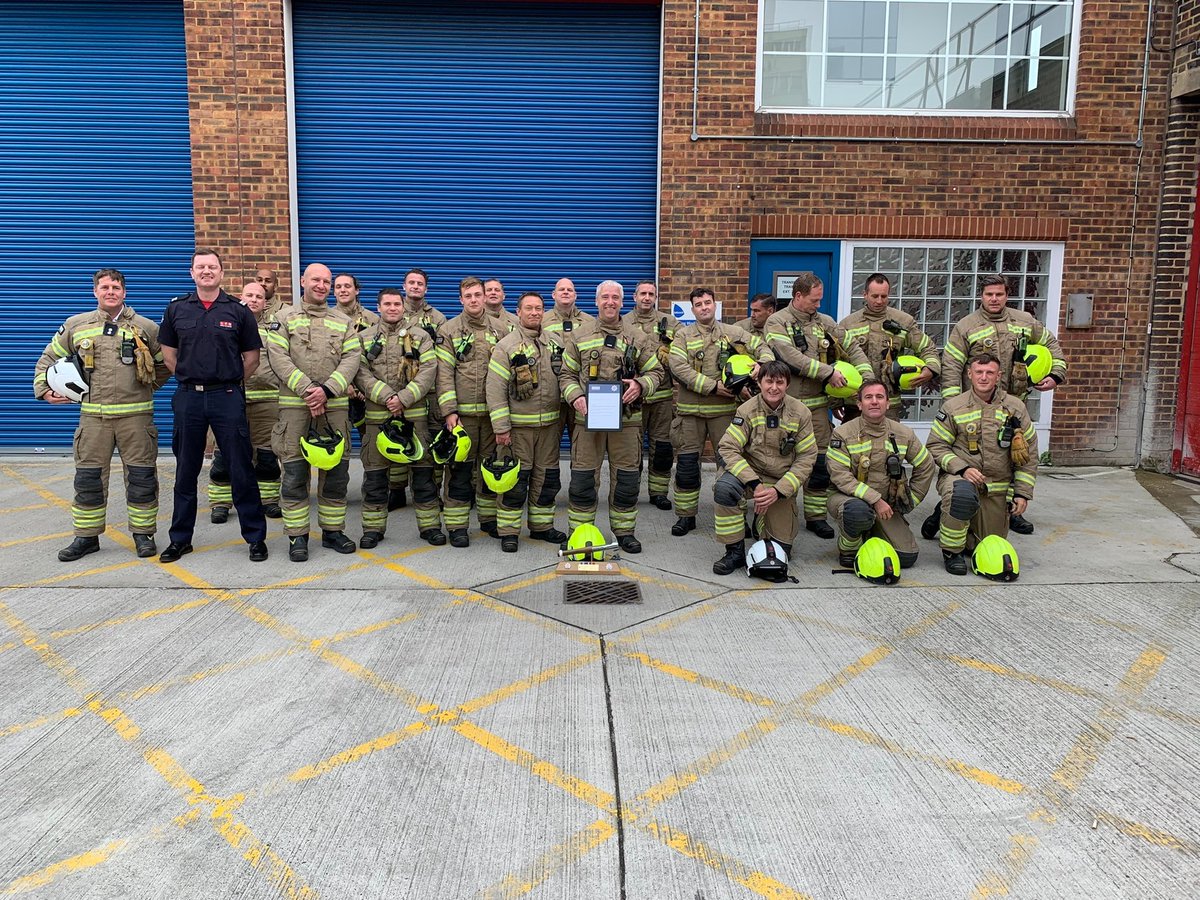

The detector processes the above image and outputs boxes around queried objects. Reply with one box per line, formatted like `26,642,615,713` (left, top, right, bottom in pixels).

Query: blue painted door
749,240,841,318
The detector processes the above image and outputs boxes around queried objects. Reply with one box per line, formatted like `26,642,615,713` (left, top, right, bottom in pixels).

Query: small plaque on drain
563,579,642,604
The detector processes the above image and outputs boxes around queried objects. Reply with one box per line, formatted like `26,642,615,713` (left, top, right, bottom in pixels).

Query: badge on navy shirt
218,320,235,329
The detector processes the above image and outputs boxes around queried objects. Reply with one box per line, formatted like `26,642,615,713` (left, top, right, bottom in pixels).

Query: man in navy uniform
158,248,268,562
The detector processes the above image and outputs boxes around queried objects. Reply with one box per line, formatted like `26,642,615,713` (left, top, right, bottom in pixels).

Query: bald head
241,281,267,315
301,263,332,305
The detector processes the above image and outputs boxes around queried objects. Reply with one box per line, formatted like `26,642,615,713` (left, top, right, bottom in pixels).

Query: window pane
1013,3,1071,56
1007,56,1068,110
948,2,1010,56
888,2,951,55
764,0,825,52
903,248,927,270
928,248,950,271
824,58,886,107
762,54,821,107
827,1,886,54
887,56,944,108
854,246,878,269
945,55,1007,109
879,247,903,269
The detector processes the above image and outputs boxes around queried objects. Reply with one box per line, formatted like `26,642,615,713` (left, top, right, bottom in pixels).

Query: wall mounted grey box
1066,293,1094,328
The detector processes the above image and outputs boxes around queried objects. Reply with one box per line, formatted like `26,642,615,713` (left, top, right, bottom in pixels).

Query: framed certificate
586,381,623,431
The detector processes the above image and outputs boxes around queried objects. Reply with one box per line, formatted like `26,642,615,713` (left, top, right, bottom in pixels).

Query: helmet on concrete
300,420,346,471
430,424,472,465
890,355,927,392
1023,344,1052,384
746,539,791,583
566,524,607,561
480,446,520,493
973,534,1020,582
45,355,89,402
722,354,756,395
854,537,901,585
824,360,863,399
376,417,424,465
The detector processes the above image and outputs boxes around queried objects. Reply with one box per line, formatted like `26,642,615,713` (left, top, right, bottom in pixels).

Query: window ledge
752,112,1080,142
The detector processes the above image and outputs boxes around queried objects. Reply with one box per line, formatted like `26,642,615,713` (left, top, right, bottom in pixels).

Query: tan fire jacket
559,317,663,428
719,394,818,497
622,308,679,405
941,307,1067,400
436,311,508,419
354,320,437,424
926,388,1038,500
668,321,773,417
264,301,361,411
487,325,562,433
826,416,936,510
765,305,872,408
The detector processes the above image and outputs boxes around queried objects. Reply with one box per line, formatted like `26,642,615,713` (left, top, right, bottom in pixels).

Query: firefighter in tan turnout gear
667,287,772,537
436,277,507,547
265,262,362,562
484,278,519,333
711,360,817,575
486,291,568,553
622,279,678,510
765,273,872,538
734,292,776,340
560,280,663,554
353,286,438,549
925,352,1038,575
35,267,168,562
826,379,936,570
208,281,282,522
838,273,939,420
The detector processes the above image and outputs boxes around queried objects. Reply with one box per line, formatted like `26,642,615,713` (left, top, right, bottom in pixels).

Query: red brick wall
658,0,1170,464
183,0,292,304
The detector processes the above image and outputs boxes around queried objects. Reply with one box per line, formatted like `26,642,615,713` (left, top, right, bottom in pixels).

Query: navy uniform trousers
169,384,266,545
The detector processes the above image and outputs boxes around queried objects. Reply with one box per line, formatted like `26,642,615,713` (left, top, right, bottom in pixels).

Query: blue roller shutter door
0,1,194,450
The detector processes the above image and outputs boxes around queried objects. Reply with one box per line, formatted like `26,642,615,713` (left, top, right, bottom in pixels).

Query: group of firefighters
34,256,1066,577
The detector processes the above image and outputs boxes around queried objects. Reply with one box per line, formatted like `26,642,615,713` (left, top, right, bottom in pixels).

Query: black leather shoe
288,535,309,562
671,516,696,537
943,550,969,575
805,520,835,539
449,528,470,548
501,535,519,553
1009,514,1035,535
713,541,746,576
263,503,282,519
321,530,356,554
650,495,672,511
359,531,383,550
388,488,408,511
248,541,268,562
210,507,229,524
421,528,447,546
159,541,193,563
480,521,500,539
921,503,942,540
133,534,156,558
617,534,642,554
530,527,567,544
58,536,100,562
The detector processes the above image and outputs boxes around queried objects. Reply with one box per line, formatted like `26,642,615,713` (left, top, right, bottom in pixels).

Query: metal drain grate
563,579,642,605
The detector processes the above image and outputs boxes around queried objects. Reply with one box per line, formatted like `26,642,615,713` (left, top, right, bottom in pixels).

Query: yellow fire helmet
722,354,757,395
376,417,424,465
300,420,346,471
890,354,927,392
566,523,607,561
1023,344,1053,384
824,360,864,399
854,537,901,585
480,446,521,494
973,534,1020,582
430,424,472,466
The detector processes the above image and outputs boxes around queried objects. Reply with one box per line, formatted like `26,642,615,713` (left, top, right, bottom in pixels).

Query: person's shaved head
301,263,332,304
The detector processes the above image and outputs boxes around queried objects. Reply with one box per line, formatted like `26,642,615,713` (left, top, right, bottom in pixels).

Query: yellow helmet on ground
854,537,901,585
480,447,520,493
566,524,607,561
825,360,863,399
1023,344,1052,384
890,355,927,392
377,418,424,464
973,535,1020,581
722,354,756,395
430,424,472,465
300,420,346,471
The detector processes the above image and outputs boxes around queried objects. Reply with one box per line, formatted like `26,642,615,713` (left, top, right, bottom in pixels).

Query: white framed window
838,241,1064,433
758,0,1078,114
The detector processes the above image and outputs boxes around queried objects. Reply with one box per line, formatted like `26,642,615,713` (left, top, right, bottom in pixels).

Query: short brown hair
459,276,484,296
757,360,792,383
517,291,544,310
968,352,1002,369
93,267,125,287
979,274,1009,294
858,377,890,399
792,272,823,297
191,248,222,267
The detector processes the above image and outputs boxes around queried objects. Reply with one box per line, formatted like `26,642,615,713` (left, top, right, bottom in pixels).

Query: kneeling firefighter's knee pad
949,478,981,521
410,467,439,504
447,463,474,502
535,467,561,507
676,452,701,490
614,469,639,508
712,472,745,507
568,470,597,507
841,497,876,536
362,469,389,506
125,466,158,505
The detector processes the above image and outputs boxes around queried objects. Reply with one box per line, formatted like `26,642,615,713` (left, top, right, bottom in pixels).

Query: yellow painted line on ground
120,648,298,702
0,530,73,549
620,567,710,596
639,819,813,899
478,819,616,900
0,465,136,553
11,558,143,588
491,569,559,594
621,651,776,707
0,706,82,740
2,839,129,895
360,548,458,591
0,599,317,898
288,719,438,783
189,536,252,555
1089,808,1200,854
456,650,602,715
52,596,215,639
451,718,617,814
455,591,598,646
0,502,52,515
916,649,1101,700
609,593,730,646
236,544,436,596
970,644,1167,899
737,599,887,643
0,640,15,655
311,613,421,647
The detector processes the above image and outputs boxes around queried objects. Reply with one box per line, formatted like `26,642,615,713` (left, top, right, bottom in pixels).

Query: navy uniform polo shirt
159,291,262,385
